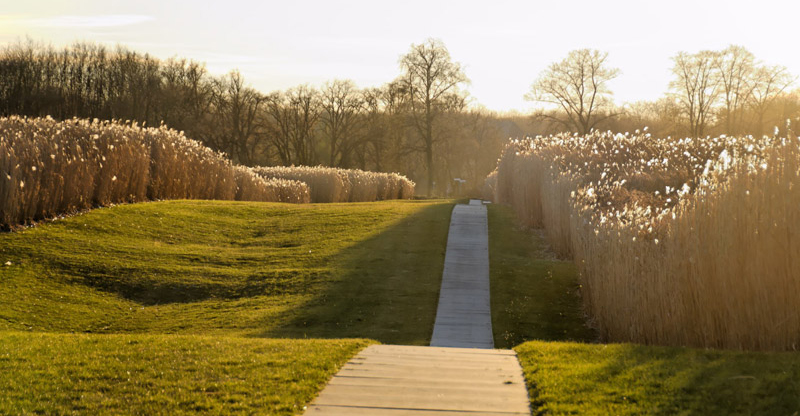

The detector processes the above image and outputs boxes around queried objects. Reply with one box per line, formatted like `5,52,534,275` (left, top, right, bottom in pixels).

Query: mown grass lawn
6,199,800,415
0,332,371,415
0,199,452,414
0,199,451,343
488,204,595,347
515,340,800,415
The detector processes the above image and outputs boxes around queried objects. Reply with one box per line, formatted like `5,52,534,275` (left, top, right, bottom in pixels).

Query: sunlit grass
0,199,451,341
0,331,372,415
0,198,453,414
516,340,800,415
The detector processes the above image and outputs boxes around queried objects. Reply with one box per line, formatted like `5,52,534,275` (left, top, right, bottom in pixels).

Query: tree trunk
425,107,434,197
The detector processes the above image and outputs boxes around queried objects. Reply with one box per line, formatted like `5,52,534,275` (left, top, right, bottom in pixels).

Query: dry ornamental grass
254,165,414,203
491,129,800,351
0,116,310,228
1,116,414,228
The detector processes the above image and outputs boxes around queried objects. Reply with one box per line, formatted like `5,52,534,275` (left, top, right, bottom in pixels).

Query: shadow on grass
488,204,597,348
65,268,318,306
258,201,453,345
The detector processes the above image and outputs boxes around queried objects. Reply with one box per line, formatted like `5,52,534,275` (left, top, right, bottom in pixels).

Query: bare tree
526,49,620,135
749,64,795,135
670,50,721,137
287,85,321,165
379,80,413,173
715,45,756,135
618,98,682,137
159,58,213,136
207,71,267,165
399,38,468,196
776,90,800,136
265,85,320,166
359,87,388,171
264,92,293,165
445,109,503,191
319,79,363,167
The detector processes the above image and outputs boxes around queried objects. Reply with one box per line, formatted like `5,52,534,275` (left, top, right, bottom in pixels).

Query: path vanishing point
305,199,532,415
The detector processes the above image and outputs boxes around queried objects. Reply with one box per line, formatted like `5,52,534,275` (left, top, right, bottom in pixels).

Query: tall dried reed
0,116,310,228
254,166,414,203
492,130,800,351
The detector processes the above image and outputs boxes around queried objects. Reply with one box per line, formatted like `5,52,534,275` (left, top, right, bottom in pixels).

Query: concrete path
304,200,531,415
430,199,493,348
304,345,530,415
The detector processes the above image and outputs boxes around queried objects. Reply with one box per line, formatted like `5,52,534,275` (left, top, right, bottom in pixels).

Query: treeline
528,46,799,139
0,40,516,196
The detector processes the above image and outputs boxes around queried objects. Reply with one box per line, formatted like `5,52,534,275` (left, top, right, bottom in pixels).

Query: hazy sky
1,0,798,112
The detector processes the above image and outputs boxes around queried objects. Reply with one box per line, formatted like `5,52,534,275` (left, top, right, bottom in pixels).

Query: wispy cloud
17,14,154,28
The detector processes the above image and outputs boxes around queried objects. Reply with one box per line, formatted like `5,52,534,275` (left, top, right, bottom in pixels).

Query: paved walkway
304,345,529,415
431,199,493,348
304,200,531,415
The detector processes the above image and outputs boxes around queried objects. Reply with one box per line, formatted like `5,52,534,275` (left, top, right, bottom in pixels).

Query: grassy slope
489,203,800,415
0,332,371,415
0,199,452,414
0,199,451,343
262,200,450,344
